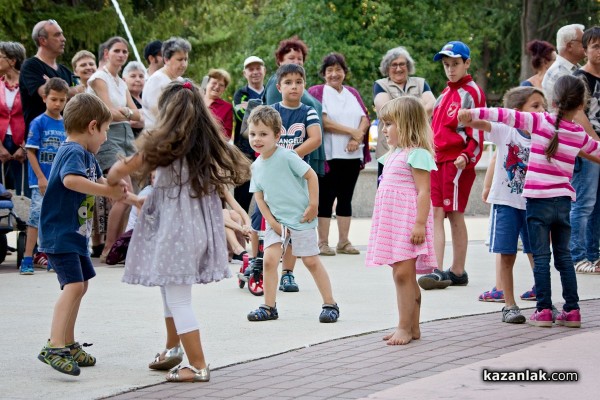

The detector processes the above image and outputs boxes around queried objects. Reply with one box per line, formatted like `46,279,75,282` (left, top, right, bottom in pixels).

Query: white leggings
160,285,199,335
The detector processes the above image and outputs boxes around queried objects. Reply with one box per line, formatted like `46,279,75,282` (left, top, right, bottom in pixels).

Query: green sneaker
38,344,81,376
67,342,96,367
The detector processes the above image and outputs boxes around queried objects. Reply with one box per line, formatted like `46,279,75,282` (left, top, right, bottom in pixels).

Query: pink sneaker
528,309,553,327
555,309,581,328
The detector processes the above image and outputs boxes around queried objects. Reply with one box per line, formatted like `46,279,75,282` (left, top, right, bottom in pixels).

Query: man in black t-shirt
19,19,83,130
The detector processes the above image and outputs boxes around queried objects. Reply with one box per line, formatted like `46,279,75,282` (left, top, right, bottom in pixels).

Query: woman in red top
204,68,233,140
0,41,28,196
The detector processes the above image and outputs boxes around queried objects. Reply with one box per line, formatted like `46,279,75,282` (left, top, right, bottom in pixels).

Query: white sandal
148,346,184,370
574,260,600,274
166,364,210,382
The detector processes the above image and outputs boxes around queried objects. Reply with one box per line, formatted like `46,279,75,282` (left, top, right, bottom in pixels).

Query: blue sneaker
279,271,299,292
20,257,34,275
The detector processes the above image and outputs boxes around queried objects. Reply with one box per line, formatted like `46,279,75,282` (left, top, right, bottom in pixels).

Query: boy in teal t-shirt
246,105,339,324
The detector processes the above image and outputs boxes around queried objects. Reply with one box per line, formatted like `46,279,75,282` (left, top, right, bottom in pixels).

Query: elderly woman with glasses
373,46,435,178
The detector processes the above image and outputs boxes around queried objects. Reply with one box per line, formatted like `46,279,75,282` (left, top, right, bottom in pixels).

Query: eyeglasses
389,62,407,69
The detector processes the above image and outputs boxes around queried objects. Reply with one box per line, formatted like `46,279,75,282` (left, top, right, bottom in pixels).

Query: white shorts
264,223,319,257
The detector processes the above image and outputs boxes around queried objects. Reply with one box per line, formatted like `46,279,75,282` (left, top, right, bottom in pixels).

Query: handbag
1,163,31,222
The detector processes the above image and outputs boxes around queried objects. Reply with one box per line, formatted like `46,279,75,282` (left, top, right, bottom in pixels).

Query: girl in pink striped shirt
458,75,596,329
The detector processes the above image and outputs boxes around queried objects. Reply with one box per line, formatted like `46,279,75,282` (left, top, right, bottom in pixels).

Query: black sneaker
447,269,469,286
418,268,468,290
418,269,451,290
232,251,248,263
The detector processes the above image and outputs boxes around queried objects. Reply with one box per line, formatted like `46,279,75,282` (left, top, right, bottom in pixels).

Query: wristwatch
125,107,133,120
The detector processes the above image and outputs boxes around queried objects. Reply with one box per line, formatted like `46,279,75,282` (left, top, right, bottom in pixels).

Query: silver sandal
166,364,210,382
148,345,184,370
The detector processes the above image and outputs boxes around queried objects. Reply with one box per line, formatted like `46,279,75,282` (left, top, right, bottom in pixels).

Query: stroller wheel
248,274,264,296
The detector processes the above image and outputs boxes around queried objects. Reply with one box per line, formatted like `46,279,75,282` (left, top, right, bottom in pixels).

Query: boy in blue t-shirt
19,78,68,275
250,63,322,292
37,93,129,376
246,105,338,323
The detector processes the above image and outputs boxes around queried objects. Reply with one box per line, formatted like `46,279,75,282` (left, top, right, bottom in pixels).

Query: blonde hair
379,96,433,154
63,93,112,134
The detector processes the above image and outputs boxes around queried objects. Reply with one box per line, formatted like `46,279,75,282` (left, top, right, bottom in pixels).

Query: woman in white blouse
308,53,370,256
87,36,140,262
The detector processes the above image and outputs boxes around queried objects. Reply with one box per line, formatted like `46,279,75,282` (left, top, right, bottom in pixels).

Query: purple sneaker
528,309,553,327
520,285,536,301
555,309,581,328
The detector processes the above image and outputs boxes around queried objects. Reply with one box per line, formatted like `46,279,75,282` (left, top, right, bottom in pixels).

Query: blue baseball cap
433,41,470,61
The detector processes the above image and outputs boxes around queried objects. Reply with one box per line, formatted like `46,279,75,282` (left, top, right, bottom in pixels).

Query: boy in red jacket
418,41,486,290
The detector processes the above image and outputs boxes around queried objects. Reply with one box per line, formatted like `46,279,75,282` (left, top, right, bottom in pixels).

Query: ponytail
545,106,563,162
545,75,588,161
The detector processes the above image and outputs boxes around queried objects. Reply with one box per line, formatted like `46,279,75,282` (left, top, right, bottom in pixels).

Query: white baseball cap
243,56,264,69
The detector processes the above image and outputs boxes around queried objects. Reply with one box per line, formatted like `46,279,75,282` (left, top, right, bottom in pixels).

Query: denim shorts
27,187,43,228
489,204,531,254
47,253,96,290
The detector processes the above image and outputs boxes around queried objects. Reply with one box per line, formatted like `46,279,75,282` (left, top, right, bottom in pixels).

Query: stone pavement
106,299,600,400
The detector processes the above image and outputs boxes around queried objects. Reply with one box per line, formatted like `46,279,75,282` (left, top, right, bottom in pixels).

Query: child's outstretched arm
106,153,144,186
300,168,318,223
63,174,127,201
410,167,431,245
458,107,539,133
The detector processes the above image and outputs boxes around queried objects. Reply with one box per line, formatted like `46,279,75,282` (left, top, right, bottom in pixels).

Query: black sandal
319,304,340,323
247,304,278,321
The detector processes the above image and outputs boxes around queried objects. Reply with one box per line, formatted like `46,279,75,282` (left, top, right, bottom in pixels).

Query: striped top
469,108,600,201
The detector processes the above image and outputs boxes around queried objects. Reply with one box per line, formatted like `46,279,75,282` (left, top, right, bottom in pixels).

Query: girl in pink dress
366,96,437,345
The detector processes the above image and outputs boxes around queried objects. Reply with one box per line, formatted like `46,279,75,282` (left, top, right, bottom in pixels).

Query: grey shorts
96,122,136,171
263,223,319,257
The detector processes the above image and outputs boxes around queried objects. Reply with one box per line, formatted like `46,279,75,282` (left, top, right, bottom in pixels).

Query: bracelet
125,107,133,120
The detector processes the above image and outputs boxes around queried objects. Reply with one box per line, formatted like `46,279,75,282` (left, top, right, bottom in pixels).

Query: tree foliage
1,0,598,111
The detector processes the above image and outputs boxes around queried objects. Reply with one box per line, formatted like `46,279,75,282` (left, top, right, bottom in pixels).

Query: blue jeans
526,197,579,312
569,157,600,263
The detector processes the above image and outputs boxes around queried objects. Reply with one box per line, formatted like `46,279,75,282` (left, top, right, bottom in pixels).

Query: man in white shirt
542,24,585,109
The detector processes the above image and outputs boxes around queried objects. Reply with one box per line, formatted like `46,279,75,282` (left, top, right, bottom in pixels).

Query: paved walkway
1,217,599,399
105,299,599,400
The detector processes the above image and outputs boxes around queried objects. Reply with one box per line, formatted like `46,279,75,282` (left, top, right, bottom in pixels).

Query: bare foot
412,326,421,340
385,328,413,345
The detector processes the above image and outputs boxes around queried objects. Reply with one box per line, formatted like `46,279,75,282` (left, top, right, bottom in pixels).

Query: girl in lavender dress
107,81,250,382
